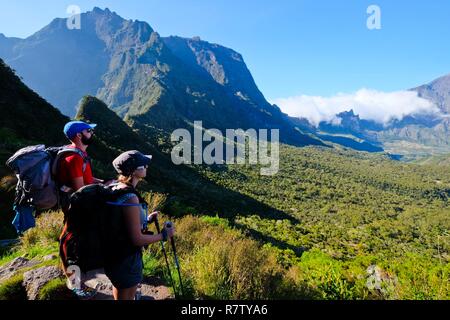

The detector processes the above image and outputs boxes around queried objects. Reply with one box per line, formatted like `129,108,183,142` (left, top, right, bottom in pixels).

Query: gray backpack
6,145,89,210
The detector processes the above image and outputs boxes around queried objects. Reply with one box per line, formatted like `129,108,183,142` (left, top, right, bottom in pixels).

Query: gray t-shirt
115,192,148,230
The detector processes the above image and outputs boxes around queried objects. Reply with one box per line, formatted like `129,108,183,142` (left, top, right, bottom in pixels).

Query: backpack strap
107,186,146,207
113,193,139,205
51,147,91,177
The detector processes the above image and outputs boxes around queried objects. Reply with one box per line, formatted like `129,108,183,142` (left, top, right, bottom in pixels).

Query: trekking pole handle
163,221,175,242
165,221,173,229
148,211,159,224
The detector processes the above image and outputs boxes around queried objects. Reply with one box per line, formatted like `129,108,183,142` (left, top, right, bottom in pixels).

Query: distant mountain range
0,7,323,149
1,7,450,158
290,75,450,159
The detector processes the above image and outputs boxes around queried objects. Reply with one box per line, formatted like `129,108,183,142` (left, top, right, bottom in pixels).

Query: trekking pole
153,217,178,299
164,221,185,298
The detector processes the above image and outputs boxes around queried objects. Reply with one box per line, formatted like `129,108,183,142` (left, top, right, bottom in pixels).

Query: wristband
161,228,168,242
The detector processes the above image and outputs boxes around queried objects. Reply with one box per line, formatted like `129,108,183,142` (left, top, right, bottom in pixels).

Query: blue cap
63,121,97,140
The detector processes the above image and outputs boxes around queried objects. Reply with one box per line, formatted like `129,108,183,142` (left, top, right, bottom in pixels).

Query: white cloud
272,89,441,126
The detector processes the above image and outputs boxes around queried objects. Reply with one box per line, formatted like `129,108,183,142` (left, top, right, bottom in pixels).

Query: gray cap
112,150,152,176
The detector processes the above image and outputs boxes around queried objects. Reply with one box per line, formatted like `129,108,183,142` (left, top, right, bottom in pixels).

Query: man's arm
71,177,85,192
69,177,101,192
62,155,85,192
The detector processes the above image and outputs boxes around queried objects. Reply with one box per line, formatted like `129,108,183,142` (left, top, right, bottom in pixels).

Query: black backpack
59,184,144,273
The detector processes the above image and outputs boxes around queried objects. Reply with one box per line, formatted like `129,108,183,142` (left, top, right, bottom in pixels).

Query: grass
200,215,230,229
38,278,74,300
0,274,26,300
171,215,291,299
0,210,62,268
142,252,163,278
0,211,66,300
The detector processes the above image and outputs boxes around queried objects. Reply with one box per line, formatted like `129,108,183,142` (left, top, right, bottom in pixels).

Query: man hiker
57,120,104,299
56,120,104,213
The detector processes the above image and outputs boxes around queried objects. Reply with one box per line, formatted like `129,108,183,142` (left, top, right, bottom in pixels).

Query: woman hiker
105,150,175,300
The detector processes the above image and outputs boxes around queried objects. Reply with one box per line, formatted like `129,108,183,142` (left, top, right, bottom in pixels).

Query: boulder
0,257,40,283
23,266,64,300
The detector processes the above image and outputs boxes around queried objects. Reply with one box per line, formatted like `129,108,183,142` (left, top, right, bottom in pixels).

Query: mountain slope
0,59,69,161
0,7,324,149
75,96,290,219
413,73,450,114
162,35,270,109
0,58,290,237
0,58,70,238
0,11,112,116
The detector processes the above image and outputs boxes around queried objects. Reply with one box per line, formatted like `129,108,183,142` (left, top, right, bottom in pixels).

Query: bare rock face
0,257,40,282
23,266,64,300
43,254,58,261
413,74,450,114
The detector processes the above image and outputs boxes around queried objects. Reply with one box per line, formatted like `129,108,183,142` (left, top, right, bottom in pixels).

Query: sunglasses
136,165,148,170
86,129,94,133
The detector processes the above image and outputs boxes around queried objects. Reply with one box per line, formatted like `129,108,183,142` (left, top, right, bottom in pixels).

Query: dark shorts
104,251,143,289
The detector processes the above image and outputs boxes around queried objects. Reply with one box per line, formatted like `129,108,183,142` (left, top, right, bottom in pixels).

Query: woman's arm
122,196,165,247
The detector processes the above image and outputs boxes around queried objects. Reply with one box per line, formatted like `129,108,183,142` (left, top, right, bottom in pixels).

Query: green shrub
38,278,74,300
21,211,63,251
187,241,232,299
142,252,163,278
386,253,449,300
200,215,230,229
228,239,284,299
144,192,168,213
176,215,286,299
291,249,359,300
166,200,197,217
0,274,26,300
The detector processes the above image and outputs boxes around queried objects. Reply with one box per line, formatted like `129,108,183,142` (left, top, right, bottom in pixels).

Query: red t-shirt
56,146,94,190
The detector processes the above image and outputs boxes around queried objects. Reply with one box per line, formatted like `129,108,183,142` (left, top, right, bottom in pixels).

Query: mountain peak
88,7,123,21
92,7,112,15
77,95,109,116
338,109,359,119
412,73,450,114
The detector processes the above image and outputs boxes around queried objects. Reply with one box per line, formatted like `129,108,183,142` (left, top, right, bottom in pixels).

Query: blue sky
1,0,450,102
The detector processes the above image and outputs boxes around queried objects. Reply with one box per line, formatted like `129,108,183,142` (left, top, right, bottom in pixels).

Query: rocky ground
84,269,173,300
0,256,173,300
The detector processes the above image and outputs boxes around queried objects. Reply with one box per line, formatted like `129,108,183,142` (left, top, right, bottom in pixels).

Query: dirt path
84,269,174,300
